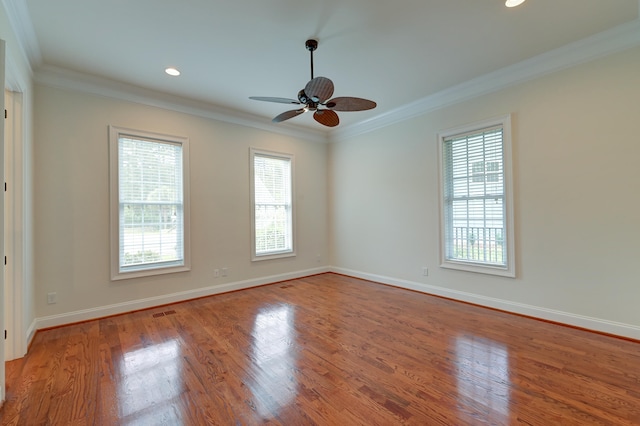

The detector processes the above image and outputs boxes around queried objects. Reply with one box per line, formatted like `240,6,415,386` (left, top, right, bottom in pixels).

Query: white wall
330,47,640,338
33,85,328,323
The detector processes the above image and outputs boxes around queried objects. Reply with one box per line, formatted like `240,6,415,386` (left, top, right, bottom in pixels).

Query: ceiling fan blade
304,77,334,103
273,109,306,123
250,96,301,105
313,109,339,127
325,97,377,111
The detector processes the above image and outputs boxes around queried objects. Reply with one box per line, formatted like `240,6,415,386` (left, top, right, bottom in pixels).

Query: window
109,126,190,280
438,115,515,277
250,148,295,261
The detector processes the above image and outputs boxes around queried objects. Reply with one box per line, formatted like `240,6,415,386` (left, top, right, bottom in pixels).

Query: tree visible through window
109,126,190,279
439,116,515,277
250,148,295,260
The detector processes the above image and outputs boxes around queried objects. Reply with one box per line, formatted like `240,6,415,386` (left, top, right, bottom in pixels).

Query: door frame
1,38,7,405
3,56,29,365
4,88,24,362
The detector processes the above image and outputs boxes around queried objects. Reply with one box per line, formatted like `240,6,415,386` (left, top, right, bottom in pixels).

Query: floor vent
152,310,176,318
280,284,293,289
152,310,177,319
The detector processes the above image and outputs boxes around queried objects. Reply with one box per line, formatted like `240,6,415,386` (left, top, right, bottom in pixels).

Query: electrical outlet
222,267,228,277
422,267,429,276
47,292,57,304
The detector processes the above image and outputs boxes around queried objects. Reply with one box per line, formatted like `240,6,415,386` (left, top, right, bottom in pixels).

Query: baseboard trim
331,267,640,341
34,267,330,330
31,265,640,341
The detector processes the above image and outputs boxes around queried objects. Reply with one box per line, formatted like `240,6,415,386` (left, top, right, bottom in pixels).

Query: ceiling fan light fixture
505,0,526,7
165,67,181,76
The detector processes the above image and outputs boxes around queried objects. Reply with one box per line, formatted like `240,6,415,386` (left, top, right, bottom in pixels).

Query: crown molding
8,0,639,144
34,65,329,144
1,0,41,69
330,18,640,143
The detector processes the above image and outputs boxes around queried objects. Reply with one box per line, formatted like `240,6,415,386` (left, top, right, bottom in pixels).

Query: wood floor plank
2,273,640,425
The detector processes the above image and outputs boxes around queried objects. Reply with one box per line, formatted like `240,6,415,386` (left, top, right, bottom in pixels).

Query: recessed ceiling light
505,0,526,6
165,67,181,76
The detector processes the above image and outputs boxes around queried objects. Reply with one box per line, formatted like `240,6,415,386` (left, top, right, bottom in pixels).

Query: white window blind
251,149,295,260
439,116,515,277
110,126,190,279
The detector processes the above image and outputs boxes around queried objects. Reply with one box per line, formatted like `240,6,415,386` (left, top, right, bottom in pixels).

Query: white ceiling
13,0,640,135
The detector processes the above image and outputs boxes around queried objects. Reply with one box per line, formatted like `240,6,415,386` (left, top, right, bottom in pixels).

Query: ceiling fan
249,39,377,128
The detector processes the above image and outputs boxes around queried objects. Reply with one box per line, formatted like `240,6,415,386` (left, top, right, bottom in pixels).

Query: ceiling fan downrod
305,39,318,80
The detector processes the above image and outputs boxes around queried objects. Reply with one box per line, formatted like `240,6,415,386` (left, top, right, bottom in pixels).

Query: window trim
109,125,191,280
437,115,515,277
249,147,296,262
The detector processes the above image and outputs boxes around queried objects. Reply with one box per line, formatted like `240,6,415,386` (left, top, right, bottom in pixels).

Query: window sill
252,251,296,262
111,263,191,281
440,259,515,278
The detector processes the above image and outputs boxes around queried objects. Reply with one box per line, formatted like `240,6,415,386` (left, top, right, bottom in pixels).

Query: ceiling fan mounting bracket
305,39,318,52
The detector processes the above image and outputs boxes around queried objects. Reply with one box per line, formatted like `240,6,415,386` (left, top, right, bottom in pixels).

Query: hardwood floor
2,273,639,425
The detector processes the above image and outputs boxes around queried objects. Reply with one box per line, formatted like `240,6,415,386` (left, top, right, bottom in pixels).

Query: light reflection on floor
249,304,298,418
455,335,511,417
118,339,184,422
